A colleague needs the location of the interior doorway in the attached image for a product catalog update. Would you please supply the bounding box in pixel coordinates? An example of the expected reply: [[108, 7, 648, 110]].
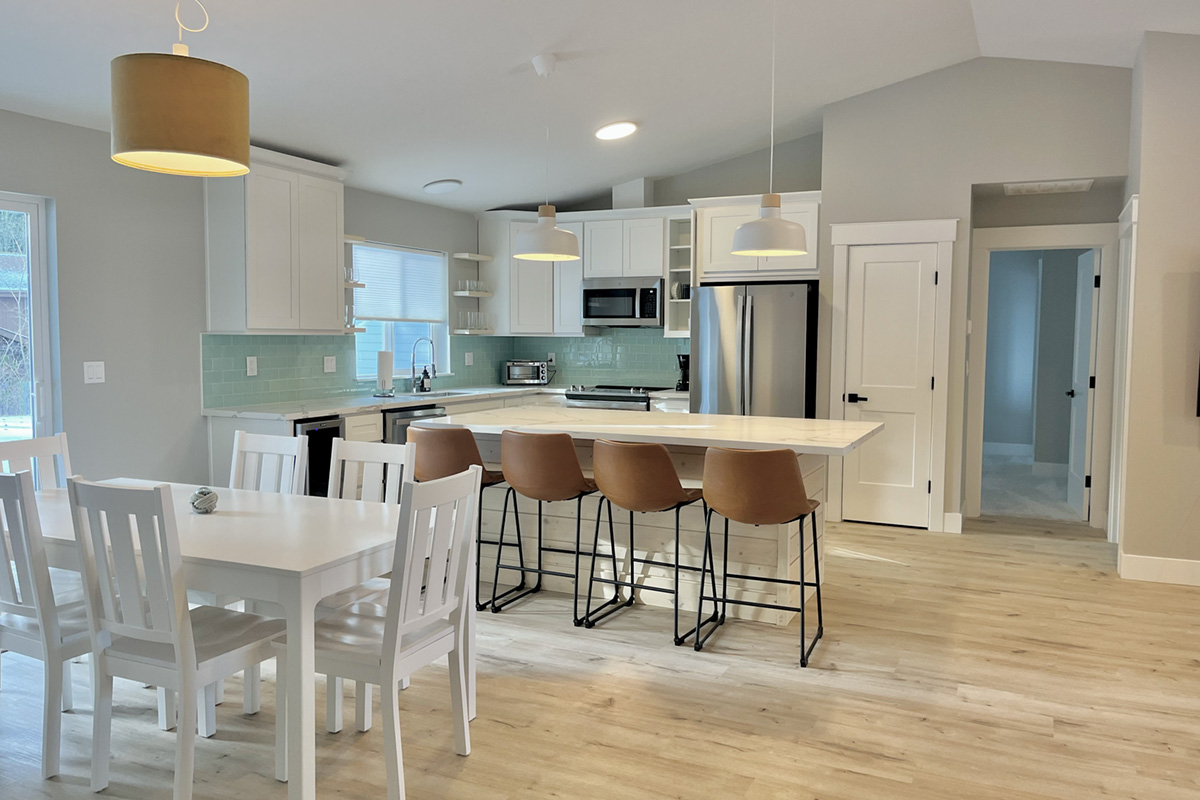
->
[[981, 248, 1095, 521]]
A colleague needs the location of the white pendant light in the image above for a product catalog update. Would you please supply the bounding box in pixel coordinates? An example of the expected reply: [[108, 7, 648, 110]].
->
[[111, 1, 249, 177], [513, 53, 580, 262], [731, 0, 807, 258]]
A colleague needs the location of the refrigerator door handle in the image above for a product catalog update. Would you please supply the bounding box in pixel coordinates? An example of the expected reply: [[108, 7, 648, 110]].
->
[[743, 295, 753, 415], [735, 294, 746, 415]]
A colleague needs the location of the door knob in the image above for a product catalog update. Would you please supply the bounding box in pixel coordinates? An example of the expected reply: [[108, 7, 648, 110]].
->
[[1065, 389, 1076, 398], [847, 393, 869, 403]]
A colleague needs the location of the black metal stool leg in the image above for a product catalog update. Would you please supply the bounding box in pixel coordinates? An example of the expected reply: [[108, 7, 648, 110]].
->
[[572, 494, 585, 626], [720, 516, 730, 624], [673, 505, 682, 645], [475, 491, 487, 611], [492, 488, 544, 613], [811, 511, 824, 639], [798, 514, 808, 667], [531, 500, 545, 592], [621, 510, 634, 608], [583, 498, 630, 628], [694, 506, 724, 651]]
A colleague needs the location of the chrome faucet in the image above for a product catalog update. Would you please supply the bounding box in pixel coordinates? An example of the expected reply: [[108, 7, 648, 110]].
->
[[411, 336, 437, 392]]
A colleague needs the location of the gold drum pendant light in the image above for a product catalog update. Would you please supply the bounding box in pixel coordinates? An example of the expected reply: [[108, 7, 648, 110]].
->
[[111, 1, 249, 177], [731, 0, 807, 257]]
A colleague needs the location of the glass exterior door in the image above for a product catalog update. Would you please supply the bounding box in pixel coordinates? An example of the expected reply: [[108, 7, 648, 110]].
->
[[0, 193, 51, 440]]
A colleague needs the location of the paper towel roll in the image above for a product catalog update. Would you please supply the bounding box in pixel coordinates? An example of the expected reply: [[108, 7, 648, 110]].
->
[[377, 350, 394, 391]]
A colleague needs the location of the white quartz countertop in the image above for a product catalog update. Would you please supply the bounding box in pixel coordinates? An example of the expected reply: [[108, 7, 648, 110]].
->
[[201, 386, 559, 421], [420, 406, 882, 456]]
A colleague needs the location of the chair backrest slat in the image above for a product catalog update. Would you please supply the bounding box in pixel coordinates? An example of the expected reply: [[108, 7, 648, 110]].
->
[[230, 431, 307, 495], [0, 434, 72, 491], [68, 479, 193, 661], [383, 466, 480, 657], [327, 439, 414, 505], [0, 473, 57, 641]]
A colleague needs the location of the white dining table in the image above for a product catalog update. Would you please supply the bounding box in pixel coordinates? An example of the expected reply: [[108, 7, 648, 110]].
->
[[34, 480, 477, 800]]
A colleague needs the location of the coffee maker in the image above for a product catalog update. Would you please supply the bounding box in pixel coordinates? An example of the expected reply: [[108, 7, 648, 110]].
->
[[676, 354, 689, 391]]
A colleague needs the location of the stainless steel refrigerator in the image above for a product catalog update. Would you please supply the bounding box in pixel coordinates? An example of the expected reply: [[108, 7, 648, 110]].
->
[[689, 283, 816, 417]]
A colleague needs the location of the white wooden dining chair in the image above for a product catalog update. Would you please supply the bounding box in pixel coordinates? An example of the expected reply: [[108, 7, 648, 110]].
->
[[230, 430, 308, 494], [0, 432, 72, 490], [174, 429, 306, 733], [320, 438, 414, 734], [275, 465, 482, 800], [0, 471, 92, 779], [68, 477, 287, 800]]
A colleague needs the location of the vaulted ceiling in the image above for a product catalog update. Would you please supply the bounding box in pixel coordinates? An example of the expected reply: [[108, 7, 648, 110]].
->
[[2, 1, 1198, 212]]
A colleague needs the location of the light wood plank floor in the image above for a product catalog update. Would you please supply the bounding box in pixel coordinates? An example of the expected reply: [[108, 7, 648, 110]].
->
[[3, 517, 1199, 799]]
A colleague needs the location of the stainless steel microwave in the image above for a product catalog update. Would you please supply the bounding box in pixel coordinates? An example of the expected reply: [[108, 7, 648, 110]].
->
[[581, 277, 664, 327], [503, 360, 549, 385]]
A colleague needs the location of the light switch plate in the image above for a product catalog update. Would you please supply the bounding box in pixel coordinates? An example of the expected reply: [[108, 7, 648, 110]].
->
[[464, 352, 474, 367], [324, 356, 336, 373], [84, 361, 105, 384], [246, 356, 258, 376]]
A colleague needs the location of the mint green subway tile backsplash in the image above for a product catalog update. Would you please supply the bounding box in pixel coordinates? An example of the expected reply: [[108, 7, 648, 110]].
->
[[201, 330, 687, 409]]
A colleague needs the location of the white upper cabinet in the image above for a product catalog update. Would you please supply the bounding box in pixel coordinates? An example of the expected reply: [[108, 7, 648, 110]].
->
[[583, 217, 666, 278], [624, 217, 667, 277], [554, 222, 586, 335], [694, 191, 820, 283], [508, 221, 556, 335], [583, 220, 623, 278], [206, 150, 347, 334]]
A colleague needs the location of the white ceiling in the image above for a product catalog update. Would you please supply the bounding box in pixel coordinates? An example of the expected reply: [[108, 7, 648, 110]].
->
[[1, 1, 1198, 212]]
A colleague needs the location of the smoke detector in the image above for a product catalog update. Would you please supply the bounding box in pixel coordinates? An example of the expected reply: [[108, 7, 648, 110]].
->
[[1003, 179, 1095, 196]]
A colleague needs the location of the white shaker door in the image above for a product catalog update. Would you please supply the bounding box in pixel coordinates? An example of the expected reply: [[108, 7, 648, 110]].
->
[[842, 243, 938, 528], [1067, 250, 1097, 518]]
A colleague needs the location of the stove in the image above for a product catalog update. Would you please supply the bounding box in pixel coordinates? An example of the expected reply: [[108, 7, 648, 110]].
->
[[563, 384, 670, 411]]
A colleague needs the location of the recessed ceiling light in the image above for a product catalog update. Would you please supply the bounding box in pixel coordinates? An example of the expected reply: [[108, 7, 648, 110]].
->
[[595, 121, 637, 141], [423, 179, 462, 194]]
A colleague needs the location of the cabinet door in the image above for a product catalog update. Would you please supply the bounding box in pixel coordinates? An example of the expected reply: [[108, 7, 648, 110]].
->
[[509, 222, 555, 335], [696, 205, 759, 280], [554, 222, 585, 335], [623, 217, 666, 277], [245, 165, 300, 329], [297, 175, 345, 332], [758, 202, 819, 275], [583, 219, 623, 278]]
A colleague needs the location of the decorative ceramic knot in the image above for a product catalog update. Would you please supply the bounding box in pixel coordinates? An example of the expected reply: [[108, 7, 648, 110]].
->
[[189, 487, 218, 514]]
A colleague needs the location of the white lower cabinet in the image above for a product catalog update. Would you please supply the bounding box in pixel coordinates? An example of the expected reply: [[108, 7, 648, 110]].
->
[[343, 412, 383, 442]]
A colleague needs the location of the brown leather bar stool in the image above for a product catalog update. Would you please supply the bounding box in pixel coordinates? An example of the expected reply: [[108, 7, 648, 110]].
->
[[587, 439, 705, 643], [496, 430, 598, 621], [408, 425, 507, 611], [697, 447, 824, 667]]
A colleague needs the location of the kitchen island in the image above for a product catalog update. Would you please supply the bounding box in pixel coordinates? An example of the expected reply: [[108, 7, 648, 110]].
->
[[420, 407, 881, 625]]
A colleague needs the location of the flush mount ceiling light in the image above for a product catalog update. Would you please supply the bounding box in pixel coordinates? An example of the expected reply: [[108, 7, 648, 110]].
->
[[423, 179, 463, 195], [1003, 179, 1095, 196], [595, 121, 638, 140], [513, 53, 580, 262], [110, 0, 249, 177], [731, 0, 807, 258]]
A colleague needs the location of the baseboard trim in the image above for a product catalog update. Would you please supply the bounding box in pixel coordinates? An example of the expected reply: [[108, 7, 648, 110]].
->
[[1031, 461, 1068, 477], [983, 442, 1034, 458], [943, 513, 963, 534], [1119, 552, 1200, 586]]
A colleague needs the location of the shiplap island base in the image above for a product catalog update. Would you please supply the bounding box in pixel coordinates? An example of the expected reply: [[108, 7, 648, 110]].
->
[[420, 407, 881, 626]]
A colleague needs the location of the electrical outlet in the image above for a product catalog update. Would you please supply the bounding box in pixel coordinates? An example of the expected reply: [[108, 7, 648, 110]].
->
[[324, 356, 336, 373], [83, 361, 105, 384], [246, 356, 258, 377], [464, 352, 474, 366], [547, 352, 556, 365]]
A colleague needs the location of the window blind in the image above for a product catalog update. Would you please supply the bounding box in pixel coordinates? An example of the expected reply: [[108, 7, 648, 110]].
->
[[352, 243, 447, 323]]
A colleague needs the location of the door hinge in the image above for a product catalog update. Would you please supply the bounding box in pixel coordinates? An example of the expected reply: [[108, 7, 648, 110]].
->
[[934, 271, 939, 285], [1089, 376, 1096, 389], [1085, 475, 1092, 488], [927, 480, 932, 494], [1094, 274, 1101, 288], [931, 376, 935, 390]]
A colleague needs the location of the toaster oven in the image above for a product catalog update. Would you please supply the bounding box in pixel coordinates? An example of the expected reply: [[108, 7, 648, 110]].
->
[[503, 360, 549, 385]]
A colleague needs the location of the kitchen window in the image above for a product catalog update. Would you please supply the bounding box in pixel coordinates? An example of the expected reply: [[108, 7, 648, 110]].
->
[[0, 191, 52, 442], [352, 242, 449, 380]]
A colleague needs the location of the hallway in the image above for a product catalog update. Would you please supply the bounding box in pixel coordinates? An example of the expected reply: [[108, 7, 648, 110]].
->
[[981, 454, 1080, 521]]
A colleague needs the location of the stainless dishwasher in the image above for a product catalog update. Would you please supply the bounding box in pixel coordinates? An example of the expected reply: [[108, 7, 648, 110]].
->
[[383, 405, 447, 444]]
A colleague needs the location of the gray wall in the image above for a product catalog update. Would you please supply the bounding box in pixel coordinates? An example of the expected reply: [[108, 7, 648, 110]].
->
[[820, 57, 1132, 514], [652, 131, 822, 207], [0, 108, 209, 483], [1122, 32, 1200, 561], [983, 251, 1039, 449], [1034, 249, 1085, 464], [973, 182, 1127, 229]]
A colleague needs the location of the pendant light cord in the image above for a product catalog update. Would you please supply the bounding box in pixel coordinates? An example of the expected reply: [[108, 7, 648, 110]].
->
[[544, 72, 551, 207], [769, 0, 777, 195], [176, 0, 209, 42]]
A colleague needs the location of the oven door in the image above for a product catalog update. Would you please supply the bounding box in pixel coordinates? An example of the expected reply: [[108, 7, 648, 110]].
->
[[564, 398, 650, 411]]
